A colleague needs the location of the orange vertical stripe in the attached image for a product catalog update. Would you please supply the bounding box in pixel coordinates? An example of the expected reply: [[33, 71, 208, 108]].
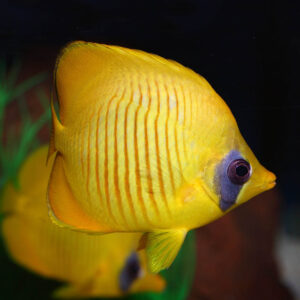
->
[[114, 90, 128, 225], [179, 83, 188, 160], [86, 121, 91, 202], [95, 105, 102, 204], [145, 81, 160, 218], [180, 83, 186, 126], [154, 80, 170, 214], [134, 84, 150, 224], [104, 94, 118, 225], [164, 84, 176, 194], [173, 87, 183, 174], [124, 88, 138, 225]]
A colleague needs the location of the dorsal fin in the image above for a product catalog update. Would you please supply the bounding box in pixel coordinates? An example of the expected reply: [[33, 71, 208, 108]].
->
[[54, 41, 205, 125]]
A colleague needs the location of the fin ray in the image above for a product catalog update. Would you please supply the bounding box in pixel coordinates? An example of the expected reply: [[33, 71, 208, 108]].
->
[[145, 229, 187, 273]]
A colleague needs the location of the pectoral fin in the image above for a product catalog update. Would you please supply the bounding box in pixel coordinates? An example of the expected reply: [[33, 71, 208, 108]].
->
[[48, 153, 112, 233], [144, 229, 187, 273]]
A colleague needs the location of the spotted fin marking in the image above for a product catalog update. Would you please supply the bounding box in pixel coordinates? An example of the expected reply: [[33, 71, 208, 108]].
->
[[144, 229, 187, 273], [47, 153, 112, 233]]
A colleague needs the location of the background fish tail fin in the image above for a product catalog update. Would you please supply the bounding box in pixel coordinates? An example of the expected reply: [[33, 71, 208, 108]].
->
[[145, 229, 187, 273]]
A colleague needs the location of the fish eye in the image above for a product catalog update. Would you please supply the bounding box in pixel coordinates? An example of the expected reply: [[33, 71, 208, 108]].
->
[[227, 159, 251, 185]]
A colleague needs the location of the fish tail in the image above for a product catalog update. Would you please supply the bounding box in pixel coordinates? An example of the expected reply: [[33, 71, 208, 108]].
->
[[47, 99, 63, 163]]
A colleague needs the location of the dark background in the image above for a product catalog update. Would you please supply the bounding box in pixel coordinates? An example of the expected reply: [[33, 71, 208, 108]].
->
[[0, 0, 299, 299], [1, 0, 299, 185]]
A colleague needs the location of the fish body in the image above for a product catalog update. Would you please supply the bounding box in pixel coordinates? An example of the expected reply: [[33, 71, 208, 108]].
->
[[1, 146, 165, 298], [48, 41, 276, 272]]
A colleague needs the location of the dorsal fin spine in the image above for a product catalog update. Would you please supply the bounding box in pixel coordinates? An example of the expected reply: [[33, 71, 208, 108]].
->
[[47, 99, 63, 162]]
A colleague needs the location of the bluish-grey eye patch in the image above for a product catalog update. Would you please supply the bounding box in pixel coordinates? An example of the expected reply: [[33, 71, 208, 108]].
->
[[119, 252, 141, 292], [215, 150, 246, 211]]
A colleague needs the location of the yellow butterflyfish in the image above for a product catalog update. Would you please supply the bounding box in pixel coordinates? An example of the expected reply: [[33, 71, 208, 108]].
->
[[47, 41, 276, 273], [1, 146, 165, 298]]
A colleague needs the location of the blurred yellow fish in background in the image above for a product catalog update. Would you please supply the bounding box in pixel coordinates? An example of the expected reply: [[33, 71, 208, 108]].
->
[[1, 146, 165, 298], [48, 41, 276, 273]]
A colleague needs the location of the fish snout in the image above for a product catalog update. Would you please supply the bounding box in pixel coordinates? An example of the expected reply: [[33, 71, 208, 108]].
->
[[264, 170, 276, 190], [238, 163, 277, 204], [254, 164, 276, 193]]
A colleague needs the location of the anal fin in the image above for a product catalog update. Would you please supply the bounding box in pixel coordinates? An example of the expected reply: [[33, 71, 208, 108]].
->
[[144, 229, 187, 273], [47, 153, 111, 233]]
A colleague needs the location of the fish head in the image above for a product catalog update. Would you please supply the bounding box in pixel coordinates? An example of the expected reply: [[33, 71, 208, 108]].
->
[[196, 115, 276, 215], [229, 134, 276, 207]]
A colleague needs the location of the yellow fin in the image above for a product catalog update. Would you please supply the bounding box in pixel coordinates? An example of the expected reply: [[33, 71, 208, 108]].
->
[[145, 229, 187, 273], [47, 153, 112, 233], [54, 41, 204, 124]]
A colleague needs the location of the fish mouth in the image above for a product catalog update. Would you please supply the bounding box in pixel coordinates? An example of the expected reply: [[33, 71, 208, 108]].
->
[[266, 180, 276, 190], [260, 169, 276, 191]]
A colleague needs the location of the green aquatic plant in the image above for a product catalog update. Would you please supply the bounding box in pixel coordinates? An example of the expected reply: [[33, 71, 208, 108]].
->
[[0, 58, 50, 190]]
